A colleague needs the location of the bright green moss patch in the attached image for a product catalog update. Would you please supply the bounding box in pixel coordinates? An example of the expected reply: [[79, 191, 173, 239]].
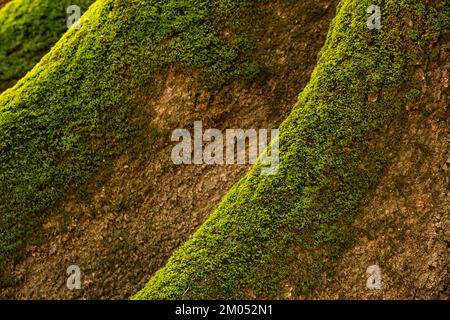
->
[[0, 0, 95, 92], [133, 0, 449, 299], [0, 0, 267, 279]]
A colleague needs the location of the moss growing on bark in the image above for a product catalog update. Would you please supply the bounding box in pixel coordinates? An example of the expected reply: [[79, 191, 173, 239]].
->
[[0, 0, 94, 92], [0, 0, 266, 276], [133, 0, 449, 299]]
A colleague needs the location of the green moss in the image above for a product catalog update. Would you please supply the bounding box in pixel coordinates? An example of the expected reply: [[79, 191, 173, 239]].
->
[[0, 0, 95, 92], [133, 0, 448, 299], [0, 0, 266, 276], [405, 88, 421, 101]]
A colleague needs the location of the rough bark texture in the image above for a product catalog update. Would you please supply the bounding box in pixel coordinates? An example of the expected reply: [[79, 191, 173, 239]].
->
[[0, 0, 338, 299], [134, 0, 449, 300], [0, 0, 447, 300], [309, 41, 449, 300]]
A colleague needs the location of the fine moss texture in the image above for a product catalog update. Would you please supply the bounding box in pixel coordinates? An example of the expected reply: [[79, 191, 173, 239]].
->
[[0, 0, 266, 278], [134, 0, 449, 299], [0, 0, 95, 92]]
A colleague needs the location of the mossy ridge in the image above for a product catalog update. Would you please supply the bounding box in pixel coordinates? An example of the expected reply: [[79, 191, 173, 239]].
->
[[133, 0, 448, 300], [0, 0, 267, 279], [0, 0, 95, 92]]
